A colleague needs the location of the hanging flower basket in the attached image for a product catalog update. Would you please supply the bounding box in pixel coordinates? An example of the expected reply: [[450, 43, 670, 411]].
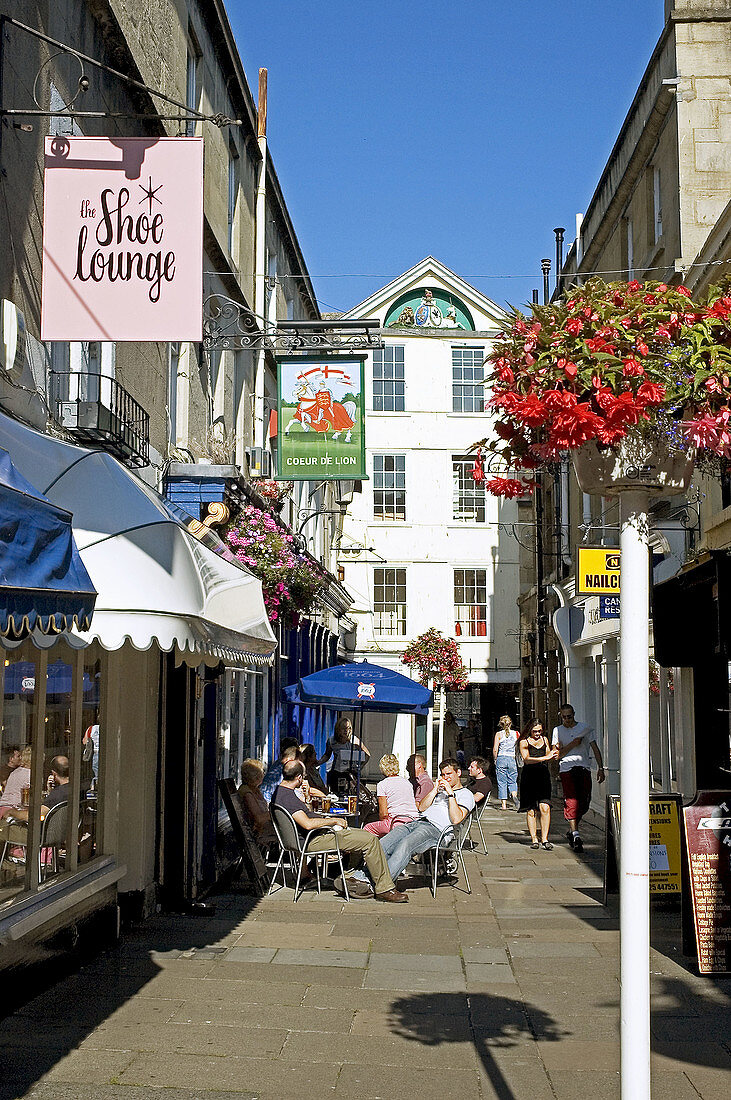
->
[[402, 627, 468, 691], [480, 278, 731, 496], [572, 430, 695, 497]]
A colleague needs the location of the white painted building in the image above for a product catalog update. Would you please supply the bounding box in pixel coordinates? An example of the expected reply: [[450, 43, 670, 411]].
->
[[339, 258, 522, 770]]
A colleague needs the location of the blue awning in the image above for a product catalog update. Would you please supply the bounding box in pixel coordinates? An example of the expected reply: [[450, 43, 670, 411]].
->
[[0, 448, 97, 639]]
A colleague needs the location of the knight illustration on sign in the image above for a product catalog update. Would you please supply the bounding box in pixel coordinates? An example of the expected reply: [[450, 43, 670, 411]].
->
[[285, 377, 356, 441]]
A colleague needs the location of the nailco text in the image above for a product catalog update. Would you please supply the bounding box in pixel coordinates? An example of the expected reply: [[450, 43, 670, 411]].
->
[[74, 188, 176, 303]]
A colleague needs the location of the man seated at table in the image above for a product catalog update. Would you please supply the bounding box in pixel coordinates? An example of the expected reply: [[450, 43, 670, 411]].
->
[[467, 756, 492, 806], [272, 759, 407, 903], [0, 745, 22, 788], [378, 758, 474, 884], [260, 738, 299, 804], [4, 755, 70, 823], [406, 753, 435, 810]]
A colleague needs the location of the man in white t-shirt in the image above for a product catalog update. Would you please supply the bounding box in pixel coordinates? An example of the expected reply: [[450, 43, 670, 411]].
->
[[379, 758, 475, 881], [551, 704, 605, 852]]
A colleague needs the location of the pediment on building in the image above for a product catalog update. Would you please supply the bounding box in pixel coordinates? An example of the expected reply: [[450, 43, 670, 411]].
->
[[342, 256, 507, 332]]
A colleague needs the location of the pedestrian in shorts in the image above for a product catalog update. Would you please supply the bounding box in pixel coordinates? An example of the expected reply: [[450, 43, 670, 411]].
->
[[551, 704, 606, 852]]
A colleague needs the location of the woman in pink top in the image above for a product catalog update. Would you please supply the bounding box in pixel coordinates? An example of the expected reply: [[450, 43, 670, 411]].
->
[[364, 754, 419, 837]]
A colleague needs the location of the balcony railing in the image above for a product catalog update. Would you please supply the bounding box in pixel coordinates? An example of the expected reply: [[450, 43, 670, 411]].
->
[[50, 372, 150, 468]]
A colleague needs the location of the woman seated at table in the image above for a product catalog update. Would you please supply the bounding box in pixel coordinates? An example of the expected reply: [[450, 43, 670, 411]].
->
[[297, 744, 328, 795], [238, 759, 277, 847], [0, 745, 32, 820], [363, 754, 419, 837]]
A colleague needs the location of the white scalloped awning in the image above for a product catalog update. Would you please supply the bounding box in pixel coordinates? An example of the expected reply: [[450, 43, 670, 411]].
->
[[0, 414, 276, 667]]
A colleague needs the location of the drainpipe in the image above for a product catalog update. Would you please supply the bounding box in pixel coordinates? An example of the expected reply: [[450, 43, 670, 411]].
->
[[253, 69, 267, 454], [554, 227, 565, 298], [560, 456, 572, 572]]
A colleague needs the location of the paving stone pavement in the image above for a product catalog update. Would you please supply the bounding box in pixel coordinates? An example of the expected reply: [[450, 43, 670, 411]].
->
[[1, 805, 729, 1099]]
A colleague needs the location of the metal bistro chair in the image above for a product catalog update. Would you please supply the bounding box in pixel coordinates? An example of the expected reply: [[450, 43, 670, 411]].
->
[[423, 808, 474, 898], [268, 803, 350, 902], [469, 796, 489, 855]]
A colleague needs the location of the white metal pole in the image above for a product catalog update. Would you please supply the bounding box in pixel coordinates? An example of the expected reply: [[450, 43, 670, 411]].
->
[[437, 685, 445, 765], [618, 488, 651, 1100], [426, 678, 434, 777]]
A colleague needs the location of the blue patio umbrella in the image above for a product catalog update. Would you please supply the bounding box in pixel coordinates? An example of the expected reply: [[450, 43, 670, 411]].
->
[[3, 658, 94, 695], [284, 662, 433, 817], [283, 660, 433, 715]]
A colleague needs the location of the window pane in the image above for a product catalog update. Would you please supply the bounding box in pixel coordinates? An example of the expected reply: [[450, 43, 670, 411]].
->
[[373, 346, 405, 411], [454, 569, 488, 637], [373, 568, 407, 635], [452, 456, 486, 522], [452, 347, 485, 413], [374, 455, 406, 520]]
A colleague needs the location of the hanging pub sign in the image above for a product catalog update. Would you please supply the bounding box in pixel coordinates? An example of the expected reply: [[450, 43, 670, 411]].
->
[[41, 136, 203, 342], [276, 355, 367, 481]]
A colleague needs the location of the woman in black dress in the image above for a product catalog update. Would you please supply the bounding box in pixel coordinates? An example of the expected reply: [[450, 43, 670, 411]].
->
[[518, 719, 559, 850]]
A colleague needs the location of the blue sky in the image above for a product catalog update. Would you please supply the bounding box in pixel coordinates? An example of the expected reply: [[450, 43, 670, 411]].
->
[[230, 2, 665, 315]]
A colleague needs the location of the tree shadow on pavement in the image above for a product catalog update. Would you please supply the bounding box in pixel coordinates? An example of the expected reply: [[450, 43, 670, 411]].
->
[[388, 991, 565, 1100]]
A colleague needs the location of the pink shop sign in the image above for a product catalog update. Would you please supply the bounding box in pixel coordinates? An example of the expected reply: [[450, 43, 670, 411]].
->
[[41, 136, 203, 342]]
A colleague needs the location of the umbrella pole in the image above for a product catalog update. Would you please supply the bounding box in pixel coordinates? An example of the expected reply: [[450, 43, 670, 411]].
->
[[354, 709, 362, 824]]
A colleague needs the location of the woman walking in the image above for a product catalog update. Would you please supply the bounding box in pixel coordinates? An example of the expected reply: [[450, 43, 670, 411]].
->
[[493, 715, 519, 810], [518, 719, 558, 850]]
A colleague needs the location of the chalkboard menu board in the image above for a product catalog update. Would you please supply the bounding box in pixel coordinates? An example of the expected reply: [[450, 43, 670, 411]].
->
[[683, 791, 731, 975]]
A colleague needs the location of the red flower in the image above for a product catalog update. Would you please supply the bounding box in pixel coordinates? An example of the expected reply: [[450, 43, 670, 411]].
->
[[484, 477, 531, 499], [635, 339, 649, 357], [557, 358, 578, 378], [514, 393, 549, 426], [549, 403, 604, 449], [676, 285, 692, 297], [622, 358, 644, 377], [565, 317, 584, 335], [628, 280, 641, 292], [497, 364, 514, 383], [636, 381, 666, 405], [543, 388, 577, 410]]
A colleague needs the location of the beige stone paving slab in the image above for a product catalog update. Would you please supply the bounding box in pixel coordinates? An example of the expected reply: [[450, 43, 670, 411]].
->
[[232, 926, 368, 949], [350, 1007, 472, 1040], [366, 951, 462, 973], [272, 947, 369, 969], [363, 969, 466, 993], [77, 1022, 287, 1058], [118, 1052, 340, 1098], [464, 962, 517, 985], [199, 961, 364, 987], [537, 1038, 620, 1072], [138, 974, 308, 1004], [650, 1042, 731, 1072], [541, 1069, 621, 1100], [281, 1029, 478, 1068], [334, 1062, 482, 1100], [508, 940, 601, 958], [38, 1049, 137, 1086], [248, 910, 338, 925], [168, 1002, 352, 1032], [681, 1064, 731, 1100], [302, 985, 470, 1014]]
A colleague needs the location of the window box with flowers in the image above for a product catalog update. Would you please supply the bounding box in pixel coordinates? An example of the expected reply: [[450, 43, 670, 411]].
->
[[224, 504, 325, 628], [481, 278, 731, 498]]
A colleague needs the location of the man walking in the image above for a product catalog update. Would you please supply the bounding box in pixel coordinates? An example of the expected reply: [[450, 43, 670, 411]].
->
[[551, 704, 605, 852]]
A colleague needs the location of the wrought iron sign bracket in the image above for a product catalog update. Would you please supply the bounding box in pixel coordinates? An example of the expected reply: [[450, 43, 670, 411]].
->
[[203, 294, 384, 352]]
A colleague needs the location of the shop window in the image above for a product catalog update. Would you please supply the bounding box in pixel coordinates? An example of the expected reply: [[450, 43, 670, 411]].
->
[[0, 644, 103, 909]]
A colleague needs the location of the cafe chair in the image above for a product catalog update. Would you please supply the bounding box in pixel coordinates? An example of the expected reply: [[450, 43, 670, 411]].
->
[[268, 804, 350, 903], [422, 809, 474, 898], [38, 801, 69, 881], [469, 797, 489, 855]]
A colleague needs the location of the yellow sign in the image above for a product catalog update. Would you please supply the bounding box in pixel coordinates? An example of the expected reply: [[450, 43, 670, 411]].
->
[[576, 547, 621, 595], [614, 796, 682, 895]]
